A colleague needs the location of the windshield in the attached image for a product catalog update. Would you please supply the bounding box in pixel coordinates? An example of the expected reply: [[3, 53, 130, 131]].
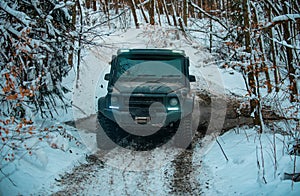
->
[[112, 56, 184, 84]]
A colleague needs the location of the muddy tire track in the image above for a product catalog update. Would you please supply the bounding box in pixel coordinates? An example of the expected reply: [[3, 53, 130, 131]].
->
[[170, 149, 201, 195], [52, 155, 105, 195]]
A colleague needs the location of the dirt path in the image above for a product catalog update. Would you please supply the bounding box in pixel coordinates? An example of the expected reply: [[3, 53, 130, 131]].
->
[[170, 149, 201, 194], [52, 114, 207, 195], [52, 154, 105, 195], [52, 148, 204, 195]]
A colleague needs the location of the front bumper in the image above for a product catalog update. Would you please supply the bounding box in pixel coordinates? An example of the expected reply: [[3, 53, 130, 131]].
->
[[100, 97, 194, 127], [102, 108, 182, 127]]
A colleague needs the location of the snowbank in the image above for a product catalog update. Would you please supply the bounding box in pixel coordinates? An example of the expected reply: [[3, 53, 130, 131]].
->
[[196, 129, 300, 195]]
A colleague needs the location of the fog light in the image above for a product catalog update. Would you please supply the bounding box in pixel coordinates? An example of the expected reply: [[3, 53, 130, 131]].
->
[[167, 107, 179, 111], [109, 106, 119, 109]]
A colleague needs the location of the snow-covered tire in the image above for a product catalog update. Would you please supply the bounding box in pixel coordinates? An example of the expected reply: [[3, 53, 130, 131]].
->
[[174, 114, 193, 149]]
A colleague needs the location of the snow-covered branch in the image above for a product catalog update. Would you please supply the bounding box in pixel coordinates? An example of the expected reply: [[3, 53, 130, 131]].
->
[[273, 14, 300, 23], [0, 1, 31, 26], [261, 14, 300, 30], [269, 38, 300, 50]]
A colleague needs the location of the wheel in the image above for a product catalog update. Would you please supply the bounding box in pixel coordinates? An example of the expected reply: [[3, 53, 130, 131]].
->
[[173, 114, 193, 149], [97, 111, 178, 151], [96, 112, 119, 150]]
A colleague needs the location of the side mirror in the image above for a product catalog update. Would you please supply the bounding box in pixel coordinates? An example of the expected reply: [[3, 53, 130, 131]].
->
[[189, 75, 196, 82], [110, 55, 116, 65], [104, 73, 110, 81]]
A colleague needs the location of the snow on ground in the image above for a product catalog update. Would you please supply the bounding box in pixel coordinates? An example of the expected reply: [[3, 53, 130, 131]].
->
[[1, 25, 299, 195], [194, 129, 300, 195], [0, 123, 88, 195], [72, 150, 179, 195]]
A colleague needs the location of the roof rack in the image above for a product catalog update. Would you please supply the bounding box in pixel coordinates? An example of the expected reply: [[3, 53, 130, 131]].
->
[[117, 48, 185, 56]]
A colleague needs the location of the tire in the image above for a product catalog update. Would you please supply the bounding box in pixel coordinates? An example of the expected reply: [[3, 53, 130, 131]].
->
[[174, 114, 193, 149], [97, 112, 178, 151], [96, 112, 118, 150]]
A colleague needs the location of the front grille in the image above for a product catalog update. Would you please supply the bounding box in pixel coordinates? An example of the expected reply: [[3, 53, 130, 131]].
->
[[128, 96, 164, 106], [127, 96, 165, 117]]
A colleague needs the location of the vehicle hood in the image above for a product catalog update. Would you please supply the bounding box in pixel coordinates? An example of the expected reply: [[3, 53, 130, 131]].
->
[[113, 82, 185, 94]]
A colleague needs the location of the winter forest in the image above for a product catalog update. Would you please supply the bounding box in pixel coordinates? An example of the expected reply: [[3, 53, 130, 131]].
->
[[0, 0, 300, 195]]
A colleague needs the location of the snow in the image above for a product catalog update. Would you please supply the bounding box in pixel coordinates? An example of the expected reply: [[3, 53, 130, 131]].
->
[[196, 129, 300, 195], [81, 161, 174, 195], [1, 23, 299, 195], [271, 38, 300, 50], [0, 124, 88, 195], [0, 1, 31, 26], [273, 14, 300, 23]]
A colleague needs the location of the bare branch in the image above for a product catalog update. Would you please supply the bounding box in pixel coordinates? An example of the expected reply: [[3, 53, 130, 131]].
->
[[189, 0, 228, 30]]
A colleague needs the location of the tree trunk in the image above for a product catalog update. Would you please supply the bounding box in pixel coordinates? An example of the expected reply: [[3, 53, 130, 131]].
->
[[76, 0, 83, 88], [243, 0, 255, 96], [243, 0, 251, 52], [138, 0, 149, 23], [268, 5, 280, 92], [254, 62, 264, 133], [242, 0, 261, 128], [92, 0, 97, 11], [171, 1, 178, 26], [85, 0, 91, 9], [149, 0, 155, 25], [104, 0, 110, 27], [183, 0, 188, 26], [281, 1, 298, 102], [68, 2, 77, 66], [129, 0, 139, 28], [162, 0, 171, 26], [209, 2, 213, 53], [252, 2, 272, 93], [156, 0, 162, 26]]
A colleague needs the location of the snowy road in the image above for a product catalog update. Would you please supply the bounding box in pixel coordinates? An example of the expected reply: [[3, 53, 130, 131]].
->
[[55, 115, 206, 195], [53, 147, 204, 195]]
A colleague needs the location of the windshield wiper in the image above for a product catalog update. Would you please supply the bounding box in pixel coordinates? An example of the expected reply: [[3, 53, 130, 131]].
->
[[137, 74, 156, 77], [128, 74, 156, 82], [162, 74, 181, 78]]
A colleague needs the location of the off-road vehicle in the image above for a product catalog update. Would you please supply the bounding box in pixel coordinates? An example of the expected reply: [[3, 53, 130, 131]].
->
[[97, 49, 196, 150]]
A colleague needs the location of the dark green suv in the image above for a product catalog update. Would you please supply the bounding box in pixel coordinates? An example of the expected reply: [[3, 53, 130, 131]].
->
[[97, 49, 196, 150]]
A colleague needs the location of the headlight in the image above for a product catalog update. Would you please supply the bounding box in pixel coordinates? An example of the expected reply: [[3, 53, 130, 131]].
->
[[169, 98, 179, 106]]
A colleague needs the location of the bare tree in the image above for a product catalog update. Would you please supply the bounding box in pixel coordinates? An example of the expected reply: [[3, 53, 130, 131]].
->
[[149, 0, 155, 25], [251, 2, 272, 93], [170, 0, 178, 26], [128, 0, 139, 28], [281, 0, 298, 102], [162, 0, 172, 25], [138, 0, 149, 23], [183, 0, 188, 26]]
